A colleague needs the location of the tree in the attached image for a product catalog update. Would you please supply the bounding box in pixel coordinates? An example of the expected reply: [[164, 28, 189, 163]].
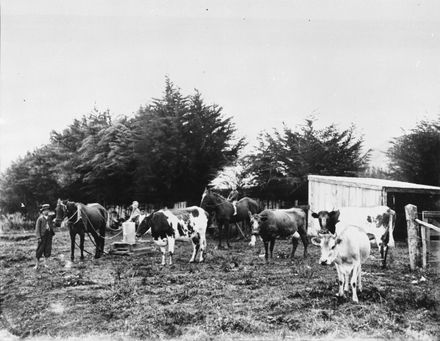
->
[[0, 146, 62, 214], [243, 119, 369, 201], [387, 117, 440, 186], [0, 79, 244, 211], [133, 79, 244, 205]]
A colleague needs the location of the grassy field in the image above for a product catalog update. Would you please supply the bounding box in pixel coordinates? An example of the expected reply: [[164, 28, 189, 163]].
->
[[1, 228, 439, 340]]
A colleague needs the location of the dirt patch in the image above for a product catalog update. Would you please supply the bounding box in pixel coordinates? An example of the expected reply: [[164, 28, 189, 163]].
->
[[1, 231, 439, 340]]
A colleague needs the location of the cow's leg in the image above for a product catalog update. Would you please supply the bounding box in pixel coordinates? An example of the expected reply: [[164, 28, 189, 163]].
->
[[269, 238, 276, 259], [343, 270, 350, 293], [70, 233, 75, 261], [291, 231, 300, 258], [264, 240, 269, 262], [351, 263, 360, 302], [159, 246, 167, 265], [357, 264, 363, 292], [199, 233, 206, 262], [299, 227, 309, 257], [79, 233, 85, 260], [335, 264, 344, 297], [381, 244, 389, 269], [168, 236, 175, 265], [190, 233, 199, 263]]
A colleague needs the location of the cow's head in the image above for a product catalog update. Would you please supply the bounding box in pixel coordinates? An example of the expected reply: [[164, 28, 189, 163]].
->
[[136, 213, 153, 237], [249, 212, 261, 235], [311, 210, 340, 234], [248, 212, 262, 247], [311, 232, 341, 265]]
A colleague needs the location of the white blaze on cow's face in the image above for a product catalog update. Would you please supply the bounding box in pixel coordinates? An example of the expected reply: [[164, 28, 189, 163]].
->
[[250, 214, 260, 234], [319, 216, 328, 229]]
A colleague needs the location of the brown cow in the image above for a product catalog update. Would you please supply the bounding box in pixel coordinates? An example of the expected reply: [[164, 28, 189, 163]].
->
[[249, 208, 308, 261]]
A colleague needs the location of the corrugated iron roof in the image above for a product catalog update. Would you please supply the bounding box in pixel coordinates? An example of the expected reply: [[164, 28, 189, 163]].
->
[[308, 175, 440, 192]]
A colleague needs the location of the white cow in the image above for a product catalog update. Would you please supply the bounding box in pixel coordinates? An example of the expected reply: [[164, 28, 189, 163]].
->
[[311, 206, 395, 268], [312, 225, 371, 302]]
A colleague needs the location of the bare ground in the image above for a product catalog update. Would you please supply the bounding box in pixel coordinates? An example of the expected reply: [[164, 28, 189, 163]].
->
[[1, 229, 439, 340]]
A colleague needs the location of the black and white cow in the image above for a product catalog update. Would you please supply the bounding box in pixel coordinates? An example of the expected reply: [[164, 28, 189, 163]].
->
[[136, 206, 208, 265], [311, 206, 395, 268]]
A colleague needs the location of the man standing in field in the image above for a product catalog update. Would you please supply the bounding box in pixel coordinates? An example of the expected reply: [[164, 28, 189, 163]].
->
[[34, 204, 55, 270]]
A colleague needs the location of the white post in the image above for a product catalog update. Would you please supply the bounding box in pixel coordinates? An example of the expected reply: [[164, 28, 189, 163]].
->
[[405, 204, 419, 271]]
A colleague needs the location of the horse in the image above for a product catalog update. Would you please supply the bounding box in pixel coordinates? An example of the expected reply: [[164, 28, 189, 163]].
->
[[200, 188, 261, 249], [55, 200, 108, 261]]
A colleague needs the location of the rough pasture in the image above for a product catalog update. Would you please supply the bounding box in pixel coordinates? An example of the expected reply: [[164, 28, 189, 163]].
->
[[1, 228, 439, 340]]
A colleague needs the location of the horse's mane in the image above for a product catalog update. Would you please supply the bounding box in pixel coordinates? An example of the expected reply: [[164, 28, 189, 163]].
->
[[212, 192, 224, 199], [209, 191, 227, 201]]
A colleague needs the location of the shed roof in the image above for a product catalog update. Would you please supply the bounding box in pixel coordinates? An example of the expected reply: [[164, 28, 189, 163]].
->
[[308, 175, 440, 194]]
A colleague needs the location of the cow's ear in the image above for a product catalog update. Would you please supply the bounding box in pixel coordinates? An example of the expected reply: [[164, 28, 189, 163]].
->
[[311, 212, 319, 218], [330, 210, 340, 221]]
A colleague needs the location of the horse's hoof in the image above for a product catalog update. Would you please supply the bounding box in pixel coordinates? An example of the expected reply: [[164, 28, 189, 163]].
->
[[189, 260, 195, 263]]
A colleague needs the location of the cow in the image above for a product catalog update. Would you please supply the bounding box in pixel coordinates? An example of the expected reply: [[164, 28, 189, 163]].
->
[[249, 208, 308, 261], [311, 225, 371, 302], [135, 206, 208, 265], [311, 206, 395, 268]]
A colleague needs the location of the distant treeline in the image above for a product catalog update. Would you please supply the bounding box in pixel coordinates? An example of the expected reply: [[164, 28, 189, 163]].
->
[[1, 78, 439, 214]]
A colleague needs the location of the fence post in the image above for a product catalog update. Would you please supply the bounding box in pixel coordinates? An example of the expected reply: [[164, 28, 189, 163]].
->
[[420, 224, 427, 269], [405, 204, 419, 271]]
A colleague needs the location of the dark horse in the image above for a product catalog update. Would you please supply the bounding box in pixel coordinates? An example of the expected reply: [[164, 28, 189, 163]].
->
[[200, 188, 261, 249], [55, 200, 108, 261]]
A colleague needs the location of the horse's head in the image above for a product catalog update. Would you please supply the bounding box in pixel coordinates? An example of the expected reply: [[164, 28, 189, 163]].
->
[[56, 200, 79, 227], [200, 187, 211, 207], [54, 199, 67, 227], [200, 189, 226, 211]]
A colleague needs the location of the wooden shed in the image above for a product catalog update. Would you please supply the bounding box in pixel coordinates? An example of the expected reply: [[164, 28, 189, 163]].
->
[[307, 175, 440, 239]]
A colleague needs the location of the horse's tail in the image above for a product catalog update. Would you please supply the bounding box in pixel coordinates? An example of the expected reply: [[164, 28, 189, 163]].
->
[[99, 206, 109, 232], [103, 207, 110, 229]]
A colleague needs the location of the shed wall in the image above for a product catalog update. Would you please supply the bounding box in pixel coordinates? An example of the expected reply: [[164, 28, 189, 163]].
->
[[308, 179, 383, 235]]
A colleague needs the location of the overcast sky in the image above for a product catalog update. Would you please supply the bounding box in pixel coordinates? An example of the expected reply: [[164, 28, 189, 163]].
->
[[1, 0, 440, 171]]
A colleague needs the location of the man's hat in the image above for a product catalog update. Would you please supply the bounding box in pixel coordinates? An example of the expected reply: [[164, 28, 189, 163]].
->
[[40, 204, 50, 212]]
